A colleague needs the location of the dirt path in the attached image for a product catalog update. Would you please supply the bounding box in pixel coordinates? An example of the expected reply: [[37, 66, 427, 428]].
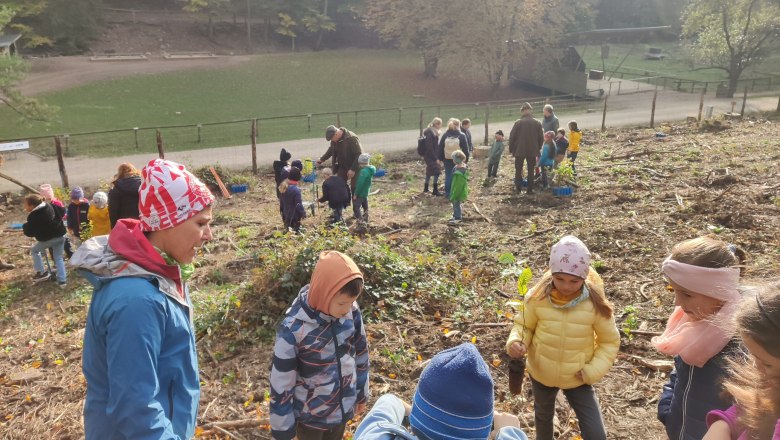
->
[[1, 90, 776, 193]]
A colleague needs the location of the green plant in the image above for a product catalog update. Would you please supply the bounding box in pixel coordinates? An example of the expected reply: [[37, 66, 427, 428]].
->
[[621, 305, 640, 340], [371, 153, 387, 170], [552, 160, 575, 187], [230, 173, 253, 187]]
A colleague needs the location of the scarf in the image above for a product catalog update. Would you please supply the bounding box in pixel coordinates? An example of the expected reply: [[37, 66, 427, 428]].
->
[[652, 258, 741, 368], [158, 248, 195, 282]]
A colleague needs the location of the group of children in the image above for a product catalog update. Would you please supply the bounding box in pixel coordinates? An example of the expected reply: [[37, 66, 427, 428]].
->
[[487, 120, 582, 189], [273, 148, 377, 232], [270, 234, 780, 440], [20, 168, 134, 287]]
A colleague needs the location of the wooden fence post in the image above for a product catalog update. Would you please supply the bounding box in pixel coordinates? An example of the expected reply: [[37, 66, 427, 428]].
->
[[398, 108, 402, 125], [740, 87, 748, 117], [601, 95, 609, 132], [156, 129, 165, 159], [483, 105, 490, 146], [776, 95, 780, 113], [354, 111, 358, 128], [650, 89, 658, 128], [336, 113, 341, 127], [307, 114, 311, 132], [134, 128, 139, 149], [697, 89, 705, 122], [197, 124, 202, 143], [419, 109, 424, 137], [54, 136, 69, 188], [251, 119, 258, 175]]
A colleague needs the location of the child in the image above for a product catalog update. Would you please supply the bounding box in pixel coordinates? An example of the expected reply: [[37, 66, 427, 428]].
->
[[353, 153, 376, 226], [270, 251, 369, 440], [318, 167, 351, 224], [554, 128, 569, 165], [538, 131, 556, 189], [654, 236, 745, 440], [568, 121, 582, 174], [279, 167, 306, 233], [88, 192, 111, 237], [67, 187, 90, 242], [506, 236, 620, 440], [449, 150, 468, 224], [704, 283, 780, 440], [487, 130, 506, 178], [273, 148, 293, 217], [22, 194, 67, 287], [40, 183, 73, 258]]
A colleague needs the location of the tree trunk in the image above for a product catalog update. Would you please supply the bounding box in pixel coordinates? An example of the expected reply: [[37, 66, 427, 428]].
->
[[727, 63, 743, 98], [314, 0, 328, 51], [423, 56, 439, 79]]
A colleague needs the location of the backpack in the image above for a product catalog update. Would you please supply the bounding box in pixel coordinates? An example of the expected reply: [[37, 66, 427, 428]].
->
[[417, 135, 426, 156], [444, 135, 461, 159]]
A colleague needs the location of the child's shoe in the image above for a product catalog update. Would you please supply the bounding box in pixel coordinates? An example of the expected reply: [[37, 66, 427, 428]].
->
[[33, 271, 51, 282], [57, 281, 67, 289]]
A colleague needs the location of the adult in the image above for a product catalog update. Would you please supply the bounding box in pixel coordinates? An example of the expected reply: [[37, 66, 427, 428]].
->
[[317, 125, 363, 190], [461, 118, 474, 156], [108, 162, 142, 228], [542, 104, 560, 134], [508, 103, 544, 194], [422, 117, 443, 195], [354, 343, 528, 440], [437, 118, 468, 197], [72, 159, 214, 440]]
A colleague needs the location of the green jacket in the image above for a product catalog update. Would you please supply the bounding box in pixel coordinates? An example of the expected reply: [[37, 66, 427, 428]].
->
[[320, 128, 363, 176], [353, 165, 376, 199], [450, 167, 469, 202], [488, 140, 506, 164]]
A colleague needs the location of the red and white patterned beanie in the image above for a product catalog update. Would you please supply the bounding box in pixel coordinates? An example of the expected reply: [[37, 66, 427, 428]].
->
[[138, 159, 215, 231], [549, 235, 591, 279]]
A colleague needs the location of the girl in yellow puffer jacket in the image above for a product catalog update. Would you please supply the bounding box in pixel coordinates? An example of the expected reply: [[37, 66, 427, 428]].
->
[[506, 236, 620, 440]]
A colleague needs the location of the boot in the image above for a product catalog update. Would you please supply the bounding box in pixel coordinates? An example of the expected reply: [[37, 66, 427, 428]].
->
[[432, 181, 442, 196], [423, 179, 430, 193], [508, 358, 527, 396]]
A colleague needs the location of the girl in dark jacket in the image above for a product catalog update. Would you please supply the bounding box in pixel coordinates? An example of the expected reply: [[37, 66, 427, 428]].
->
[[653, 236, 746, 440], [23, 194, 67, 286], [423, 117, 442, 195], [279, 167, 306, 232], [108, 163, 142, 228]]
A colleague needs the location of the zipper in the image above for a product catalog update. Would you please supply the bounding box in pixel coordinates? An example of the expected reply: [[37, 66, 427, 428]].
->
[[329, 323, 347, 422], [678, 366, 695, 440], [168, 381, 175, 423]]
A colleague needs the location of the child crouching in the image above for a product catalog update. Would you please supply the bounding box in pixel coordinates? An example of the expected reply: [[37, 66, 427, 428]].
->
[[506, 236, 619, 440], [270, 251, 369, 440], [318, 168, 351, 225]]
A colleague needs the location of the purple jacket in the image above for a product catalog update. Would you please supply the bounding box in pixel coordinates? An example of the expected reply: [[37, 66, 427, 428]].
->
[[707, 405, 780, 440]]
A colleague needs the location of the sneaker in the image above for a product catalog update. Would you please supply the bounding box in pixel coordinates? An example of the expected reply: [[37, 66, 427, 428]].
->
[[447, 218, 462, 225], [33, 271, 51, 282], [57, 282, 67, 289]]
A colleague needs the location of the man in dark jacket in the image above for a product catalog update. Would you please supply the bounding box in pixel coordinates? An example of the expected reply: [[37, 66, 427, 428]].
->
[[318, 168, 351, 224], [23, 194, 67, 285], [508, 103, 544, 194], [108, 170, 142, 228], [317, 125, 363, 191], [461, 118, 474, 157]]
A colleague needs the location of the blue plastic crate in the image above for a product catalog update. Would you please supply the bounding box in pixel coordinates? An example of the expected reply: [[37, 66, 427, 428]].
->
[[552, 186, 573, 196], [302, 173, 317, 183], [230, 184, 248, 193]]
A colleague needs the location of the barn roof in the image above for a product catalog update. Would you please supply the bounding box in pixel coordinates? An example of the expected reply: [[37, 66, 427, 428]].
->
[[0, 34, 21, 48]]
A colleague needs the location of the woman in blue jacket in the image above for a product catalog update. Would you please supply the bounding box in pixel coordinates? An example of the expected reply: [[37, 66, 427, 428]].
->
[[71, 159, 215, 440]]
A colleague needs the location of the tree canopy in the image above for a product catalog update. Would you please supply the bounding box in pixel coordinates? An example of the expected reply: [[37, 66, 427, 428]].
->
[[0, 5, 56, 122], [682, 0, 780, 97]]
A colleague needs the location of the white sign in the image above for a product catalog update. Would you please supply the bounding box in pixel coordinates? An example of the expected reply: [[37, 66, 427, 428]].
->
[[0, 141, 29, 152]]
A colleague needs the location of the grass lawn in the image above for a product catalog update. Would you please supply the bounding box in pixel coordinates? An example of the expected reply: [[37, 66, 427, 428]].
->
[[577, 42, 780, 82], [1, 49, 557, 157]]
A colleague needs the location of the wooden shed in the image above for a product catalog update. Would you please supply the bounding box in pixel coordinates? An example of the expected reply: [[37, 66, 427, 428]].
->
[[0, 34, 21, 57]]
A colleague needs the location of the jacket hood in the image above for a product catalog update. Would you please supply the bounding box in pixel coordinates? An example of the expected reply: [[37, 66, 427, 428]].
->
[[289, 285, 358, 325], [308, 251, 363, 314], [114, 175, 142, 194], [70, 219, 185, 300]]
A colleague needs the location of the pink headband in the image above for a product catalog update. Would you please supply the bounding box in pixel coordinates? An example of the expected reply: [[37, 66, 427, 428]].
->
[[661, 258, 740, 302]]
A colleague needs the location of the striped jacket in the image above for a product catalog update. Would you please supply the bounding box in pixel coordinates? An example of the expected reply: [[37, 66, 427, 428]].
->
[[270, 286, 369, 440]]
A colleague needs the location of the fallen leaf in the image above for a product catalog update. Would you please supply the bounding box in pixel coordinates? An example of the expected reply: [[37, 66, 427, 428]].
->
[[30, 361, 42, 369], [388, 373, 397, 379], [492, 359, 502, 367], [471, 336, 477, 343], [194, 426, 204, 437]]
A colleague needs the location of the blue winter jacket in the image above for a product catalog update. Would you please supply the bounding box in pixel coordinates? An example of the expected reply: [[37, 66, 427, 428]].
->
[[657, 341, 740, 440], [280, 182, 306, 225], [354, 394, 529, 440], [71, 220, 200, 440], [539, 141, 556, 168], [270, 286, 370, 440]]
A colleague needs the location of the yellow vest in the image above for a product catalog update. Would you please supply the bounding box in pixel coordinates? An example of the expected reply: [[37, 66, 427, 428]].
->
[[568, 130, 582, 153], [88, 206, 111, 236]]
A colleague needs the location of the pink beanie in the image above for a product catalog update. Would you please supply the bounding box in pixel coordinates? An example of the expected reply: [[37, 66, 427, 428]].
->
[[138, 159, 215, 231], [549, 235, 591, 279], [39, 184, 55, 201]]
